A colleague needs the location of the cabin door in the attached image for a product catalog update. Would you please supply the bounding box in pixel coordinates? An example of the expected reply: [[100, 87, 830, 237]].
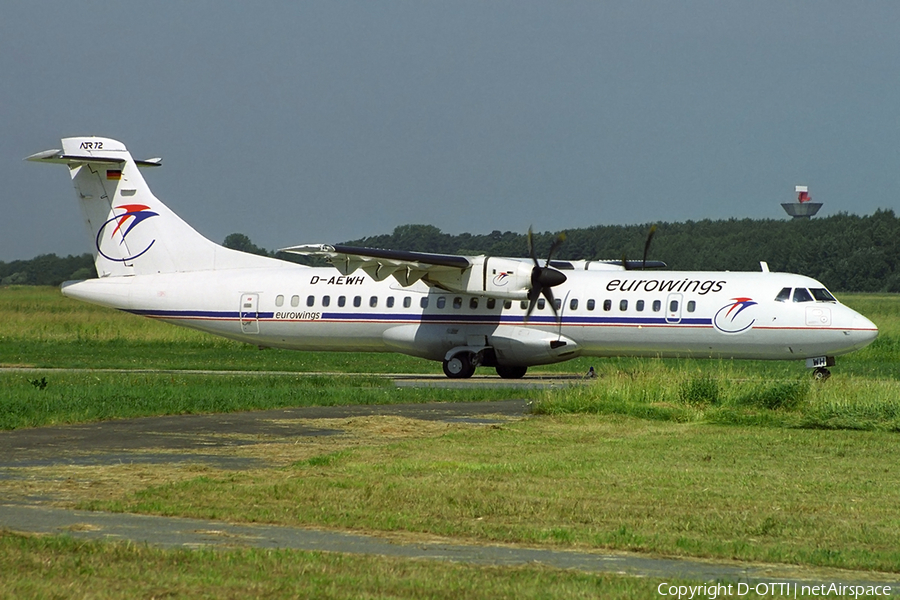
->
[[665, 293, 683, 324], [240, 293, 260, 334]]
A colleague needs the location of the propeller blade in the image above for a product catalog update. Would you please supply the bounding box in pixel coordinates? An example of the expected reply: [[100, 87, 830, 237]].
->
[[545, 232, 566, 267], [542, 286, 559, 320], [524, 285, 541, 323], [641, 225, 658, 271], [527, 227, 539, 268]]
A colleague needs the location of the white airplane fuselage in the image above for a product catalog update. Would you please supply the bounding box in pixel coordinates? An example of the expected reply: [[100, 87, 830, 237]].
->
[[61, 265, 878, 366]]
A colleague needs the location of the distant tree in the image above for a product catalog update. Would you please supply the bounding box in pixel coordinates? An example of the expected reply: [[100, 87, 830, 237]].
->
[[223, 233, 271, 257], [0, 253, 95, 286], [6, 213, 900, 292]]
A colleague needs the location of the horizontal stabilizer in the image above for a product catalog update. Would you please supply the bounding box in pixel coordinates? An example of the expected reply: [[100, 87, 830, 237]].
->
[[26, 145, 161, 168]]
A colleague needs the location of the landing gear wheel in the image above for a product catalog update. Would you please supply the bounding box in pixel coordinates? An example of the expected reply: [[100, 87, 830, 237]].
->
[[443, 353, 476, 379], [813, 367, 831, 381], [496, 365, 527, 379]]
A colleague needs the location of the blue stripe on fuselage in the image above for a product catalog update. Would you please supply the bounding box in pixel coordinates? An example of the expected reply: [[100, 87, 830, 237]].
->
[[126, 308, 711, 327]]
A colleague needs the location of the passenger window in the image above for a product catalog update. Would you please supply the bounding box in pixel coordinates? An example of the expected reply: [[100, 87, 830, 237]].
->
[[370, 296, 378, 308], [322, 296, 330, 307], [307, 295, 315, 307], [793, 288, 813, 303], [669, 300, 679, 313], [775, 287, 792, 302], [469, 298, 478, 309], [652, 300, 662, 312], [554, 299, 561, 311], [503, 300, 511, 309], [275, 295, 284, 307], [353, 296, 362, 308], [453, 297, 462, 309], [570, 299, 578, 311], [603, 300, 612, 311], [387, 296, 395, 308], [520, 300, 528, 310], [538, 298, 546, 310], [420, 297, 429, 309], [636, 300, 644, 312], [338, 296, 346, 307], [810, 288, 837, 302], [403, 297, 411, 308], [619, 299, 628, 311], [687, 301, 696, 312], [291, 295, 300, 307], [587, 299, 595, 311], [437, 297, 446, 309], [487, 298, 496, 309]]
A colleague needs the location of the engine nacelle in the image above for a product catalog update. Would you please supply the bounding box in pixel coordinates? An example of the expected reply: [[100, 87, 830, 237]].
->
[[426, 256, 533, 300]]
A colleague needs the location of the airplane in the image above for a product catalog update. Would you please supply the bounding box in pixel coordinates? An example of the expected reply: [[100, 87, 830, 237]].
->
[[27, 136, 878, 380]]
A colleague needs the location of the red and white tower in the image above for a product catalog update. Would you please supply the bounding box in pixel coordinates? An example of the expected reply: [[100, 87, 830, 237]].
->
[[781, 185, 823, 219]]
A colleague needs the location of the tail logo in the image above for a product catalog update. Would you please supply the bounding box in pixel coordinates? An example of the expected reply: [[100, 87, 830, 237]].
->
[[96, 204, 159, 262], [713, 297, 758, 334]]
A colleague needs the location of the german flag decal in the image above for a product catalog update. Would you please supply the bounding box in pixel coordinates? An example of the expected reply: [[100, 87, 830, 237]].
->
[[107, 169, 122, 180]]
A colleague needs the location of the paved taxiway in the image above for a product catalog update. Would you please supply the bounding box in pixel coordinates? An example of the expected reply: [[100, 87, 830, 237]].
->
[[0, 395, 896, 587], [0, 367, 590, 388]]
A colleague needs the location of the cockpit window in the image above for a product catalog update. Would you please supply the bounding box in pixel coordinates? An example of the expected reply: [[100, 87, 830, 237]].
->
[[810, 288, 837, 302], [775, 287, 792, 302], [792, 288, 813, 303]]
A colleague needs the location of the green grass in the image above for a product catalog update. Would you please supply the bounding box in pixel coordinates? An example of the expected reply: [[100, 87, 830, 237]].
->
[[533, 366, 900, 432], [0, 371, 539, 430], [0, 531, 682, 600], [85, 414, 900, 573], [4, 286, 900, 582]]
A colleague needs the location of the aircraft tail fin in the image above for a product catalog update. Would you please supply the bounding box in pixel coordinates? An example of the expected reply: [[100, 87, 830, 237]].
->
[[27, 137, 280, 277]]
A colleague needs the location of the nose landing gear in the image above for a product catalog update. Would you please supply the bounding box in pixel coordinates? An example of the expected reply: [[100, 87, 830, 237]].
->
[[813, 367, 831, 381], [807, 356, 835, 381]]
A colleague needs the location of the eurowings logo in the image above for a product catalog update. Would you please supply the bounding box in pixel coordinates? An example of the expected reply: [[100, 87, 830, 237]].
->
[[713, 297, 758, 334], [96, 204, 159, 262], [492, 271, 514, 286]]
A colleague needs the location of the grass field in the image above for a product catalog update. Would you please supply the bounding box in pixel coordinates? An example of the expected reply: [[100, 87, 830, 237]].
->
[[0, 371, 539, 430], [0, 532, 751, 600], [1, 286, 899, 597], [81, 415, 900, 573]]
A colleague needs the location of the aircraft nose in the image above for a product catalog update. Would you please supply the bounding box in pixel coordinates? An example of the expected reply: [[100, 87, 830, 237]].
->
[[850, 312, 879, 348]]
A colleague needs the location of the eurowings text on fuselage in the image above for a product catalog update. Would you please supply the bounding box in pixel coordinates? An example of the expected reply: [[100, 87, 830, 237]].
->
[[27, 137, 878, 379]]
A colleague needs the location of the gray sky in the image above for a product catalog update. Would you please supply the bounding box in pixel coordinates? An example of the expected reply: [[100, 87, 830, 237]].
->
[[3, 2, 899, 261]]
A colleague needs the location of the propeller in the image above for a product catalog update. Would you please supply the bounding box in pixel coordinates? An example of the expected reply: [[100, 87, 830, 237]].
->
[[640, 224, 658, 270], [621, 224, 658, 271], [524, 227, 568, 323]]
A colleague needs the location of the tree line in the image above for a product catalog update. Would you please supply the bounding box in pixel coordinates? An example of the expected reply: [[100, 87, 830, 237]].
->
[[3, 210, 899, 292]]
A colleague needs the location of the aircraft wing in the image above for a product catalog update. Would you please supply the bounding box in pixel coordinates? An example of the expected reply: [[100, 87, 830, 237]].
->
[[280, 244, 472, 286], [280, 244, 667, 297]]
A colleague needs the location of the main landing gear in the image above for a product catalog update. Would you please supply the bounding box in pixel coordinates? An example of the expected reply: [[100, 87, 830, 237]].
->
[[442, 353, 477, 379], [442, 350, 528, 379], [495, 365, 528, 379]]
